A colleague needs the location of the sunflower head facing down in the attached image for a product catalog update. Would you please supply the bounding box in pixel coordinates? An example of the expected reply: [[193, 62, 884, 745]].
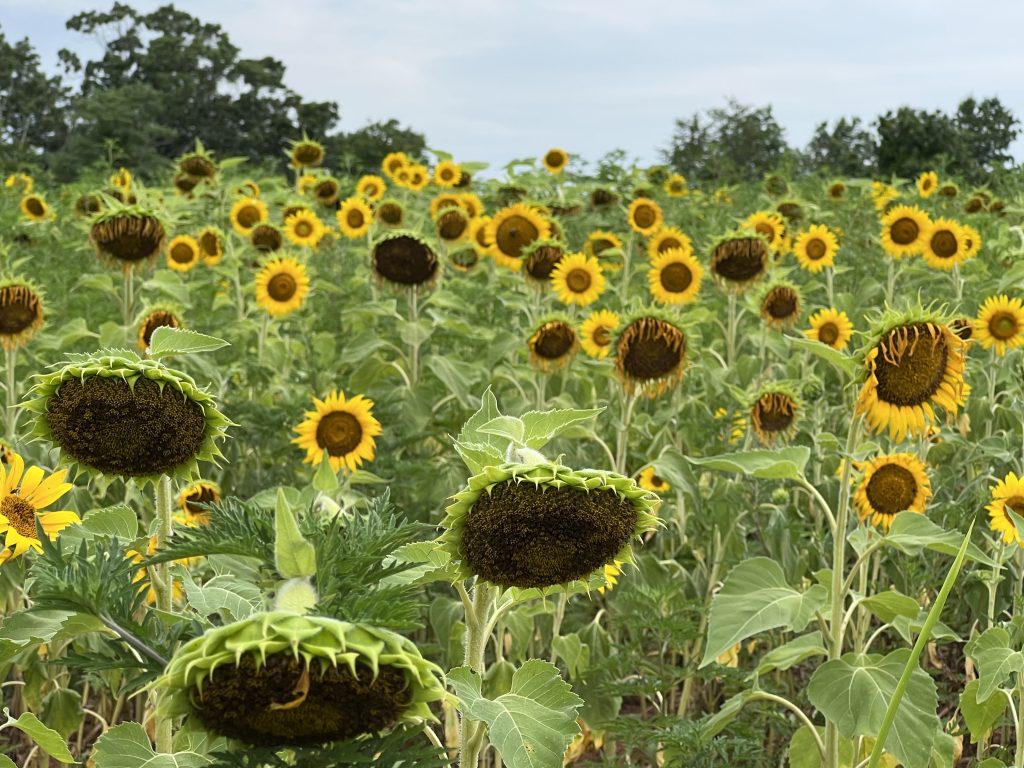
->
[[89, 204, 167, 269], [255, 257, 310, 318], [542, 148, 569, 174], [855, 310, 967, 441], [137, 305, 182, 351], [550, 252, 605, 307], [292, 389, 382, 474], [826, 181, 846, 201], [879, 205, 930, 260], [709, 232, 771, 293], [435, 206, 471, 245], [579, 309, 620, 359], [488, 203, 551, 271], [805, 308, 854, 350], [371, 231, 440, 291], [648, 247, 703, 305], [521, 239, 565, 285], [793, 224, 839, 273], [0, 452, 79, 565], [759, 282, 802, 330], [375, 198, 406, 228], [177, 480, 221, 526], [854, 453, 931, 530], [750, 385, 800, 447], [974, 295, 1024, 356], [0, 279, 44, 351], [627, 198, 663, 236], [614, 313, 687, 397], [987, 472, 1024, 547], [288, 137, 325, 169], [528, 316, 579, 372]]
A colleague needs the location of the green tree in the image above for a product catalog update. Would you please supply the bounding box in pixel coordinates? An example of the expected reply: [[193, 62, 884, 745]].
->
[[803, 117, 877, 177], [875, 106, 965, 179], [327, 119, 428, 177], [954, 96, 1019, 181], [0, 27, 68, 167]]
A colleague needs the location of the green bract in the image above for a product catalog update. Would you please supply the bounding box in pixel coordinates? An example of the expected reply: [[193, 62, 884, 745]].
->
[[440, 461, 660, 590], [154, 611, 446, 747], [23, 349, 231, 484]]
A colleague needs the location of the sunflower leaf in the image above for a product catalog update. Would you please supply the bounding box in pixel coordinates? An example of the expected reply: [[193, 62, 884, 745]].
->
[[879, 512, 995, 566], [960, 679, 1008, 744], [2, 708, 76, 763], [520, 408, 603, 450], [966, 627, 1024, 703], [686, 447, 810, 480], [91, 721, 211, 767], [81, 505, 138, 540], [147, 327, 229, 358], [789, 336, 859, 376]]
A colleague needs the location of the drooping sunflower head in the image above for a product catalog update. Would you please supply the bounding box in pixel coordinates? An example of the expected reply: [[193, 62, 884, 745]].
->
[[433, 159, 462, 187], [626, 198, 664, 236], [826, 181, 846, 201], [230, 196, 268, 236], [938, 182, 959, 198], [750, 385, 800, 447], [177, 480, 221, 526], [664, 173, 687, 197], [89, 203, 167, 269], [805, 307, 854, 350], [974, 295, 1024, 356], [964, 193, 988, 214], [488, 203, 551, 271], [775, 200, 804, 227], [854, 453, 931, 530], [855, 309, 967, 441], [251, 223, 284, 253], [743, 211, 786, 251], [177, 144, 217, 180], [292, 389, 382, 474], [0, 279, 44, 351], [372, 231, 440, 291], [793, 224, 839, 273], [440, 461, 659, 590], [136, 305, 182, 351], [375, 198, 405, 228], [448, 248, 481, 273], [917, 171, 938, 198], [648, 247, 703, 306], [521, 239, 566, 285], [614, 313, 687, 397], [312, 177, 340, 208], [542, 148, 569, 174], [356, 174, 387, 202], [589, 187, 618, 209], [74, 193, 104, 217], [20, 194, 51, 222], [583, 230, 624, 271], [172, 173, 200, 196], [879, 204, 930, 260], [288, 137, 325, 169], [197, 226, 225, 265], [24, 350, 231, 484], [709, 232, 771, 293], [165, 235, 201, 272], [255, 257, 311, 318], [579, 309, 620, 359], [987, 472, 1024, 547], [550, 252, 605, 307], [921, 218, 967, 270], [759, 282, 802, 330], [528, 316, 579, 372], [435, 206, 471, 245], [284, 210, 325, 248], [155, 612, 446, 746], [647, 227, 694, 261]]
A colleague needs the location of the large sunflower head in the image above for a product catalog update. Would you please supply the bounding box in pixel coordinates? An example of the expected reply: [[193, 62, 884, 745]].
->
[[155, 612, 445, 746], [177, 480, 221, 526], [542, 148, 569, 174], [917, 171, 938, 198], [709, 232, 771, 293], [284, 210, 325, 248], [230, 196, 268, 236], [89, 203, 167, 269], [292, 389, 382, 474], [647, 227, 694, 261], [435, 206, 471, 245], [356, 174, 387, 202], [759, 282, 802, 330], [20, 194, 51, 223], [197, 226, 225, 265], [743, 211, 786, 251], [855, 310, 967, 441], [793, 224, 839, 273], [440, 461, 659, 590], [528, 316, 579, 372], [255, 257, 311, 318], [488, 203, 551, 271], [627, 198, 664, 236], [974, 295, 1024, 356], [987, 472, 1024, 547], [0, 452, 79, 565], [137, 305, 182, 351], [166, 235, 202, 272], [24, 350, 231, 484], [879, 204, 930, 260], [288, 137, 326, 169], [805, 308, 854, 350], [648, 247, 703, 305], [0, 279, 44, 351], [579, 309, 620, 359], [614, 313, 687, 397], [371, 231, 440, 291], [854, 453, 931, 530], [433, 159, 462, 187], [337, 197, 374, 239], [550, 252, 606, 307], [921, 218, 967, 270], [750, 385, 800, 447]]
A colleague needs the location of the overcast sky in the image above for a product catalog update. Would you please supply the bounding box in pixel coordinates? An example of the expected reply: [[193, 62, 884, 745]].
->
[[3, 0, 1023, 174]]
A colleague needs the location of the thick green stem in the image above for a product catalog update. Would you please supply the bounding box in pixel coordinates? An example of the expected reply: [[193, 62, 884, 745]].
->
[[885, 259, 895, 307], [726, 291, 738, 367], [407, 286, 421, 387], [1016, 677, 1024, 768], [122, 268, 135, 330], [5, 346, 17, 441], [256, 312, 269, 363], [990, 542, 1006, 630], [614, 391, 637, 474], [459, 581, 497, 768], [153, 476, 174, 753]]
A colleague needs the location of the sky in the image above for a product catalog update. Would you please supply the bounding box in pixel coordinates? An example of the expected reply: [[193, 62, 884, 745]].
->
[[2, 0, 1024, 174]]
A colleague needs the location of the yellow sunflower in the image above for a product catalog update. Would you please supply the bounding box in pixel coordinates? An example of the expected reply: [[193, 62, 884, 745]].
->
[[854, 453, 931, 530], [429, 193, 464, 220], [165, 235, 201, 272], [296, 174, 318, 196], [177, 480, 221, 526], [579, 309, 620, 359], [0, 453, 79, 564], [5, 173, 32, 193], [987, 472, 1024, 547], [292, 390, 382, 474], [826, 181, 846, 201], [528, 318, 579, 372], [550, 253, 605, 307], [468, 216, 493, 257], [743, 211, 786, 251], [917, 171, 938, 198], [229, 196, 268, 236], [458, 193, 485, 219], [433, 160, 462, 187], [255, 257, 310, 318], [921, 218, 967, 270], [381, 151, 409, 180], [337, 197, 373, 239], [638, 467, 670, 493], [542, 148, 569, 174], [584, 230, 624, 271], [871, 181, 899, 212], [805, 308, 854, 350], [879, 205, 930, 259], [356, 174, 387, 201], [648, 248, 702, 305], [407, 164, 430, 192], [793, 225, 839, 273], [647, 227, 694, 261], [974, 295, 1024, 356], [663, 173, 687, 197], [488, 204, 551, 271], [284, 210, 324, 247], [197, 226, 224, 265], [20, 194, 50, 222], [961, 223, 982, 260], [627, 198, 664, 236], [288, 137, 325, 169], [0, 282, 44, 351]]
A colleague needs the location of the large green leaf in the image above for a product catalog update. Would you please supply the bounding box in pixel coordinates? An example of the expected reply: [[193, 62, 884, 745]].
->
[[860, 590, 921, 623], [81, 505, 139, 539], [90, 722, 212, 768], [520, 408, 602, 449], [687, 447, 810, 480], [449, 659, 583, 768], [177, 569, 262, 622], [807, 650, 940, 768], [147, 327, 228, 358], [789, 336, 859, 377], [701, 557, 827, 667], [960, 679, 1008, 745], [966, 627, 1024, 703], [753, 631, 828, 677], [878, 512, 994, 565], [2, 708, 75, 763]]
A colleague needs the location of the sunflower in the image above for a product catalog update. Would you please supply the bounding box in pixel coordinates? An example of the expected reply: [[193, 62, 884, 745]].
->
[[429, 193, 463, 220], [284, 210, 324, 248], [435, 206, 470, 245], [5, 173, 32, 193], [805, 308, 854, 350], [0, 453, 78, 564], [288, 137, 325, 169], [854, 453, 931, 530], [235, 180, 260, 198], [647, 227, 693, 261], [375, 198, 405, 228], [760, 283, 802, 330], [648, 248, 702, 305], [917, 171, 938, 198], [664, 173, 687, 197], [457, 192, 485, 219], [938, 183, 959, 198], [709, 233, 771, 292], [871, 181, 899, 212], [826, 181, 846, 201], [448, 248, 481, 273], [296, 174, 318, 196], [90, 207, 166, 268], [627, 198, 663, 236], [522, 240, 565, 284], [590, 187, 618, 208], [433, 159, 461, 187], [165, 235, 201, 272], [173, 173, 199, 196], [921, 218, 967, 270], [372, 232, 439, 290], [109, 167, 132, 190], [337, 197, 373, 238], [178, 146, 217, 179], [292, 390, 382, 474], [74, 193, 103, 217], [255, 258, 310, 318], [987, 472, 1024, 547], [638, 467, 670, 493], [750, 387, 800, 446], [0, 281, 44, 351], [20, 194, 50, 222], [974, 295, 1024, 356], [788, 225, 835, 273], [579, 309, 620, 359], [488, 204, 551, 271], [715, 408, 748, 446], [551, 253, 605, 306], [855, 315, 967, 441], [230, 196, 268, 236], [381, 151, 409, 180], [197, 227, 224, 265], [528, 317, 579, 372], [961, 223, 982, 260], [356, 174, 386, 202], [743, 211, 786, 251], [615, 314, 687, 397], [177, 480, 220, 526], [250, 224, 283, 253], [313, 177, 340, 208], [406, 164, 429, 191], [584, 230, 624, 271], [137, 307, 181, 351], [879, 205, 930, 259], [468, 216, 493, 256], [542, 148, 569, 174]]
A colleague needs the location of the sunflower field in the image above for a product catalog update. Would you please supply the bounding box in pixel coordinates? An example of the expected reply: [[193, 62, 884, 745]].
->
[[0, 138, 1022, 768]]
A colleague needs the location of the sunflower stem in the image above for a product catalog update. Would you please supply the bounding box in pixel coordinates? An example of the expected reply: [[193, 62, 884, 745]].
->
[[885, 259, 895, 307], [407, 286, 420, 388], [460, 579, 497, 768], [726, 292, 738, 367], [619, 233, 634, 303], [4, 345, 17, 441], [990, 542, 1006, 629], [614, 390, 637, 474], [257, 312, 269, 363], [826, 266, 835, 308], [122, 267, 135, 331], [153, 475, 175, 754]]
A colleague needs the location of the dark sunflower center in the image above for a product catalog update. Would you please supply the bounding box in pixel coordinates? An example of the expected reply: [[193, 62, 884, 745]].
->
[[373, 236, 438, 285], [236, 205, 261, 229], [593, 327, 611, 347], [650, 474, 665, 487], [441, 168, 456, 181], [829, 184, 845, 198], [174, 174, 198, 193], [633, 205, 656, 229], [592, 238, 614, 255], [379, 204, 403, 225], [990, 312, 1019, 340], [200, 232, 220, 256], [316, 411, 363, 457], [712, 238, 768, 283], [754, 223, 776, 241], [267, 274, 297, 302], [805, 238, 826, 260], [315, 182, 337, 200], [170, 243, 195, 264], [1, 494, 37, 538], [495, 215, 539, 258], [818, 322, 840, 345], [890, 218, 919, 246], [669, 181, 684, 192], [545, 152, 565, 168], [252, 226, 282, 252], [951, 318, 973, 340], [657, 237, 682, 254], [765, 289, 798, 319], [525, 247, 563, 279], [346, 209, 365, 229], [591, 189, 616, 206], [873, 323, 948, 407], [91, 215, 165, 262], [438, 211, 467, 241], [293, 145, 323, 165], [0, 286, 40, 334], [565, 268, 592, 293], [25, 198, 45, 216], [185, 486, 218, 516], [618, 318, 686, 382], [966, 198, 984, 213], [930, 230, 958, 258], [141, 311, 179, 347], [462, 480, 638, 589], [660, 262, 693, 293], [865, 464, 917, 516], [1005, 496, 1024, 517], [294, 221, 314, 238], [754, 394, 796, 433], [180, 156, 215, 178], [534, 324, 575, 360]]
